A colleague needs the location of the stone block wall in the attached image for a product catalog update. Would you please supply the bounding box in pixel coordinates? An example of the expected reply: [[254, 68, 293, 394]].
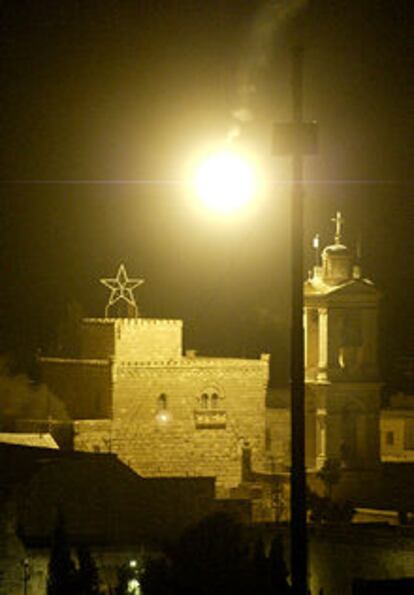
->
[[42, 318, 270, 496], [40, 358, 112, 419], [74, 419, 113, 452], [265, 408, 291, 471], [81, 319, 115, 359], [81, 318, 183, 361], [381, 410, 414, 462], [76, 356, 269, 497], [113, 318, 183, 361]]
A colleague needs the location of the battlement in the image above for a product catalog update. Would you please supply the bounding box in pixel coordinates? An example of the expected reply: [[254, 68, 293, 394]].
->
[[114, 355, 269, 369], [83, 318, 182, 327], [80, 317, 183, 361]]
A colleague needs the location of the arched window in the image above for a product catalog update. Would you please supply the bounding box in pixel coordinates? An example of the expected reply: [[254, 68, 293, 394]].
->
[[201, 393, 209, 409], [195, 387, 226, 429], [158, 394, 167, 411], [198, 388, 222, 410], [211, 393, 219, 409]]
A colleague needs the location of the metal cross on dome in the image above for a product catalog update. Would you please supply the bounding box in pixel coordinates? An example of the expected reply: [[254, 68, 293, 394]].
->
[[331, 211, 345, 245], [100, 264, 144, 318]]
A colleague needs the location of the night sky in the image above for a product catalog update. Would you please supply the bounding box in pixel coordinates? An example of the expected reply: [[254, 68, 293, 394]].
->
[[0, 1, 412, 384]]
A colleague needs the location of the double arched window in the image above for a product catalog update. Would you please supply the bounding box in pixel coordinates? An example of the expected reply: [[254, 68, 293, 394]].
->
[[199, 388, 222, 409], [195, 387, 226, 429]]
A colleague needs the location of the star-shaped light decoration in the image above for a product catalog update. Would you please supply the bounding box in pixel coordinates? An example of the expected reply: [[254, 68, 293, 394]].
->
[[100, 264, 144, 318]]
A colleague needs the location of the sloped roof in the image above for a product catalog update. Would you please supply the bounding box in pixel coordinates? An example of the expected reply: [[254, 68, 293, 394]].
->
[[0, 444, 215, 547], [304, 278, 380, 306], [305, 276, 376, 296], [0, 433, 58, 449]]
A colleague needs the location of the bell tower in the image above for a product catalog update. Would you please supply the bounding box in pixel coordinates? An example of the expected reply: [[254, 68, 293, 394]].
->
[[304, 213, 381, 470]]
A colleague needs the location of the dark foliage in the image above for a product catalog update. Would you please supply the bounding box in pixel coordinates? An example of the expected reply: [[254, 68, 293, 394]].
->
[[307, 489, 355, 524], [47, 513, 77, 595], [115, 562, 140, 595], [268, 535, 290, 594], [140, 557, 172, 595], [317, 459, 341, 499], [76, 546, 101, 595], [141, 513, 291, 595], [47, 514, 102, 595]]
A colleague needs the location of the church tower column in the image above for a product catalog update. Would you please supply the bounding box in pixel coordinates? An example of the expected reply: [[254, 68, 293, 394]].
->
[[317, 308, 328, 381], [305, 212, 382, 470]]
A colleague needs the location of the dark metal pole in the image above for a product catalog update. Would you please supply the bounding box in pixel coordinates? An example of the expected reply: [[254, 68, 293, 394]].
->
[[23, 558, 29, 595], [290, 46, 307, 595]]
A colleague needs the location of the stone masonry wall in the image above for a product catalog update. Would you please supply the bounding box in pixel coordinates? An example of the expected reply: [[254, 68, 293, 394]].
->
[[81, 320, 115, 359], [113, 318, 183, 361], [40, 359, 112, 419], [81, 318, 183, 361], [74, 357, 269, 497]]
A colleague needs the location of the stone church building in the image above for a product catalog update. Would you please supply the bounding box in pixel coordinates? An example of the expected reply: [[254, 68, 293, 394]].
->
[[40, 213, 383, 500], [303, 213, 381, 472], [41, 306, 270, 498]]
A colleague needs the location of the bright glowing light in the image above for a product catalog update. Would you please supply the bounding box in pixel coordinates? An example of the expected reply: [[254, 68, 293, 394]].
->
[[128, 577, 140, 594], [195, 150, 256, 214], [156, 410, 171, 424]]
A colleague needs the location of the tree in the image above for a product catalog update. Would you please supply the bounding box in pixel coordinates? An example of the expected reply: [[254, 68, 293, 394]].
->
[[115, 561, 141, 595], [140, 514, 292, 595], [76, 546, 100, 595], [251, 538, 268, 594], [307, 488, 355, 524], [268, 535, 290, 594], [169, 513, 253, 595], [47, 513, 77, 595], [317, 458, 341, 499], [140, 556, 171, 595]]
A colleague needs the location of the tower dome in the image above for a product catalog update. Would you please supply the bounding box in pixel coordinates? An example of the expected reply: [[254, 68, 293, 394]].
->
[[321, 212, 353, 285]]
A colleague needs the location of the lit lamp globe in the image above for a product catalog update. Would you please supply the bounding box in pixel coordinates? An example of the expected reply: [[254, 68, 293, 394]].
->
[[194, 150, 256, 214]]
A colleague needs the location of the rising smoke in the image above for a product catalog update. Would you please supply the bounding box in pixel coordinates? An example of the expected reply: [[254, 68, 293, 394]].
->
[[0, 359, 69, 429], [229, 0, 309, 141]]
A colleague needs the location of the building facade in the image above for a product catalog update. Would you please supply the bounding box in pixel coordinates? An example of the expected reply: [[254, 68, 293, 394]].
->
[[41, 316, 270, 497], [41, 213, 385, 498], [304, 215, 382, 470]]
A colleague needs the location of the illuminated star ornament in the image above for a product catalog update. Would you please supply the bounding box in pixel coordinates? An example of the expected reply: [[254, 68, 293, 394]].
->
[[100, 264, 144, 318]]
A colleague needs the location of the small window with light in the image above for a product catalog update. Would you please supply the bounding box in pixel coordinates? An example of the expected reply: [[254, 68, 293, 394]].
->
[[156, 394, 171, 424]]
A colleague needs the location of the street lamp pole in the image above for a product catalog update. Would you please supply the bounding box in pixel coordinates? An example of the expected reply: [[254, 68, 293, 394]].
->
[[290, 46, 307, 595], [22, 558, 30, 595], [273, 47, 317, 595]]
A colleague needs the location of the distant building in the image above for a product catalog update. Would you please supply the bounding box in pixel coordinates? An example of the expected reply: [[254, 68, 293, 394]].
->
[[0, 442, 219, 594], [304, 213, 382, 471], [265, 213, 382, 477], [37, 214, 412, 514], [40, 277, 270, 498], [381, 393, 414, 463]]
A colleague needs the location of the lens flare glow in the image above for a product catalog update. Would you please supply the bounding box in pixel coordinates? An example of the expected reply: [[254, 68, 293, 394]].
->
[[195, 150, 256, 214]]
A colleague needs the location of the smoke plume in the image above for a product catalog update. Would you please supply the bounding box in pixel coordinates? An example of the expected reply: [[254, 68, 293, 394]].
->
[[0, 359, 69, 429], [229, 0, 309, 141]]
